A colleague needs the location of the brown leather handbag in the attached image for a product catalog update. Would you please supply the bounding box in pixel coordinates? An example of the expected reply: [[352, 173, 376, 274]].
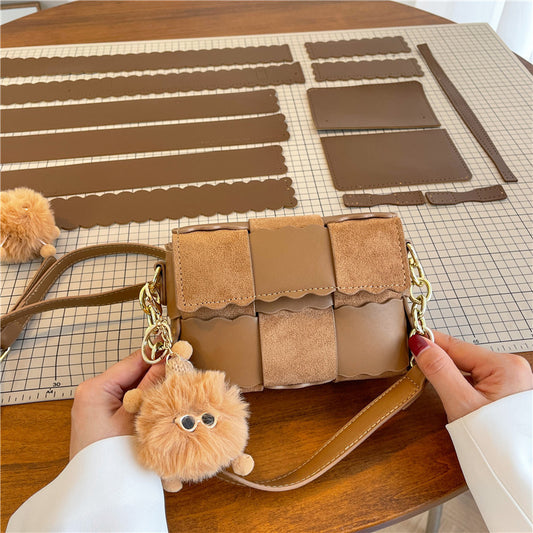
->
[[0, 212, 432, 491]]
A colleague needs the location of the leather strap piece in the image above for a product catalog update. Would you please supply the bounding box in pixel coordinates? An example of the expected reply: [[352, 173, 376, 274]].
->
[[418, 43, 518, 183], [1, 89, 280, 133], [1, 114, 289, 164], [312, 58, 423, 82], [344, 191, 426, 207], [305, 36, 410, 59], [0, 243, 165, 351], [218, 365, 425, 491], [2, 45, 293, 78], [426, 184, 507, 205], [2, 146, 287, 198], [51, 179, 297, 230], [1, 63, 306, 104]]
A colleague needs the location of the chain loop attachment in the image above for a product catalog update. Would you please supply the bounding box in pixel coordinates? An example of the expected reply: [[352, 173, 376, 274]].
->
[[139, 265, 173, 364], [406, 242, 434, 365]]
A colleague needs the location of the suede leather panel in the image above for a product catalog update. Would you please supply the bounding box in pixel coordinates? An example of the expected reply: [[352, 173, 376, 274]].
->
[[249, 214, 323, 230], [181, 315, 263, 392], [173, 229, 255, 311], [259, 308, 337, 387], [335, 300, 409, 379], [328, 217, 409, 296], [250, 225, 336, 302]]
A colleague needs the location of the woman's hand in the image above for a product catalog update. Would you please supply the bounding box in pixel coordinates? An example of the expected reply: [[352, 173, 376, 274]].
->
[[69, 349, 166, 460], [409, 331, 533, 422]]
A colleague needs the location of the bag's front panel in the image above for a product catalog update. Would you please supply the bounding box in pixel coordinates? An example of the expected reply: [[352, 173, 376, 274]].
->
[[170, 213, 411, 391]]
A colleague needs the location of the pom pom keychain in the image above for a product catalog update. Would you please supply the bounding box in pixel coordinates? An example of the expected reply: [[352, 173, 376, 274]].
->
[[124, 340, 254, 492], [0, 188, 60, 263]]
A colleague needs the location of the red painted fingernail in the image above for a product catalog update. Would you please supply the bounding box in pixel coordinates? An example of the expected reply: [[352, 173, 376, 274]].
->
[[408, 335, 430, 356]]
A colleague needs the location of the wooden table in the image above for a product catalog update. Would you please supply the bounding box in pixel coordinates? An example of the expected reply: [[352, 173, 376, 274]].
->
[[1, 2, 530, 532]]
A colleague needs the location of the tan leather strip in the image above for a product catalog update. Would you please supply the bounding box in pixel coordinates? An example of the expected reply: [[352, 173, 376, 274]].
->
[[312, 58, 423, 82], [2, 45, 293, 78], [418, 43, 518, 183], [1, 146, 287, 197], [305, 36, 410, 59], [307, 82, 439, 130], [426, 184, 507, 205], [50, 178, 297, 230], [217, 365, 425, 491], [322, 129, 471, 190], [1, 89, 280, 133], [343, 191, 426, 207], [1, 63, 306, 104], [0, 243, 165, 351], [1, 114, 289, 163]]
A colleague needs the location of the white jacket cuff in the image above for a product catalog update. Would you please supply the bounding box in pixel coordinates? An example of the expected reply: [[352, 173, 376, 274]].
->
[[447, 390, 533, 533], [6, 435, 168, 533]]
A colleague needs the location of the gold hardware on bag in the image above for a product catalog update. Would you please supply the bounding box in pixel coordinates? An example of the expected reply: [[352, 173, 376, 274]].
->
[[139, 265, 172, 364], [406, 242, 434, 358]]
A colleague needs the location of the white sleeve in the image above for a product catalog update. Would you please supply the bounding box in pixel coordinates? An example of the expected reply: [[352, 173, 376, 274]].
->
[[6, 435, 168, 533], [446, 390, 533, 533]]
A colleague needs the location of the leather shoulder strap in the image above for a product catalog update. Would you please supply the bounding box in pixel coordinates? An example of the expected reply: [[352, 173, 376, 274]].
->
[[218, 365, 425, 491], [1, 243, 165, 352]]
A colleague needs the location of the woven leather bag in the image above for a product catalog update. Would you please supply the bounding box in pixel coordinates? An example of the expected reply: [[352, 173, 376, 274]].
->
[[0, 212, 430, 491]]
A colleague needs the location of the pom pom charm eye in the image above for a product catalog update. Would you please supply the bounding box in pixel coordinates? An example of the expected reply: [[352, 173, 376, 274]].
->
[[177, 415, 198, 432], [201, 413, 217, 428]]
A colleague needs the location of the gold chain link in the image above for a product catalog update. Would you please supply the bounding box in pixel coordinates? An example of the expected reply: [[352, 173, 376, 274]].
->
[[139, 265, 173, 364], [406, 242, 434, 343]]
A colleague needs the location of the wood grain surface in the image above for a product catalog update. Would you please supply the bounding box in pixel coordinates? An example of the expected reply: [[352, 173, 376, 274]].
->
[[1, 2, 527, 532]]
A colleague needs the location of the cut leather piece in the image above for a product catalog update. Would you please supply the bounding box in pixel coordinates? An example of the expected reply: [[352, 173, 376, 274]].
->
[[259, 308, 337, 387], [50, 178, 298, 230], [181, 315, 263, 392], [249, 225, 336, 302], [2, 45, 293, 78], [333, 290, 403, 309], [328, 217, 409, 296], [1, 114, 289, 164], [312, 58, 423, 82], [249, 214, 323, 230], [343, 191, 426, 207], [256, 294, 333, 314], [1, 63, 306, 104], [1, 145, 287, 197], [307, 82, 439, 130], [335, 300, 409, 379], [305, 36, 410, 59], [180, 303, 256, 320], [426, 185, 507, 205], [321, 129, 472, 190], [172, 228, 254, 312], [418, 43, 518, 183], [1, 89, 280, 133]]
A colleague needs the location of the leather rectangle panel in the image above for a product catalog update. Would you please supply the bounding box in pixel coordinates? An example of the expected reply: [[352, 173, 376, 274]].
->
[[312, 58, 423, 82], [2, 45, 293, 78], [249, 225, 336, 302], [1, 114, 289, 163], [321, 129, 472, 190], [1, 89, 280, 133], [1, 146, 287, 197], [181, 316, 263, 392], [256, 293, 333, 314], [172, 228, 255, 312], [335, 300, 409, 379], [307, 82, 439, 130], [327, 217, 409, 296], [1, 63, 306, 104], [305, 36, 410, 59], [259, 308, 337, 387]]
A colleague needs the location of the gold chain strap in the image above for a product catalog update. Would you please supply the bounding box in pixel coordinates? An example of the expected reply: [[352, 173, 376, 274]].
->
[[139, 265, 172, 364], [406, 242, 434, 342]]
